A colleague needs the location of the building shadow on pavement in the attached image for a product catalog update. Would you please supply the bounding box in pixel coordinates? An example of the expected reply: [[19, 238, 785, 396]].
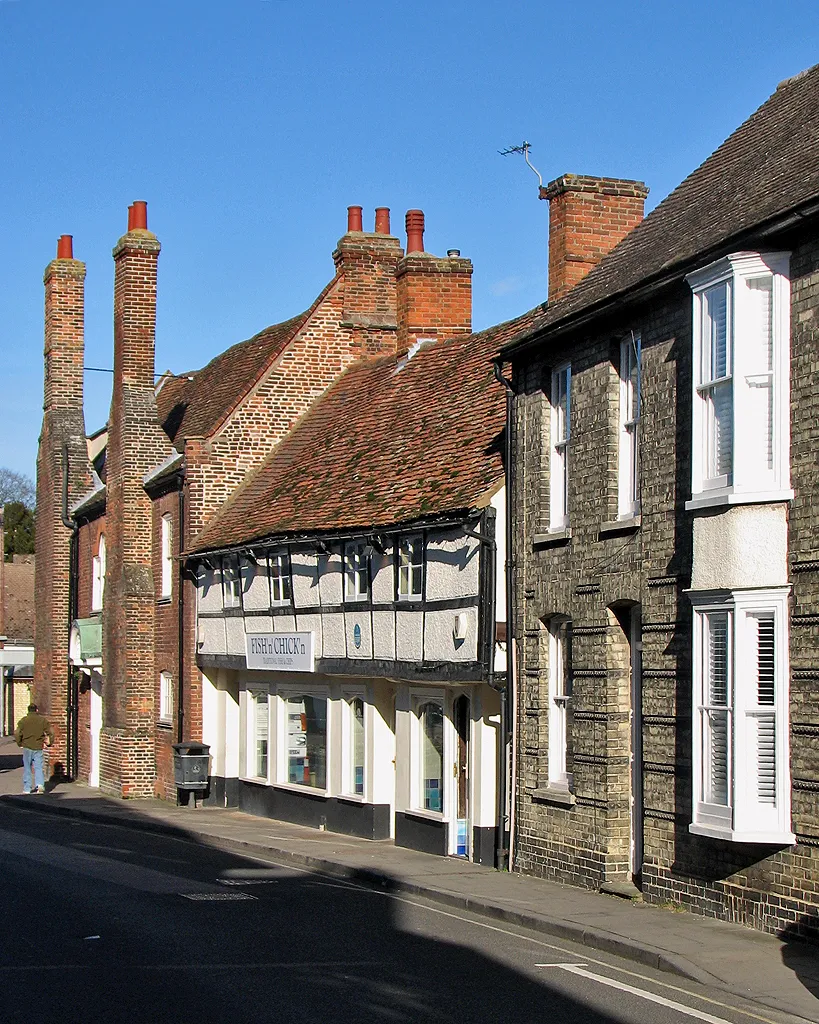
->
[[781, 915, 819, 1004], [0, 750, 21, 773], [0, 795, 625, 1024]]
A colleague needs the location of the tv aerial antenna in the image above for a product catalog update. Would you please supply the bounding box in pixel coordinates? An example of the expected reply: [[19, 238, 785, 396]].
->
[[499, 141, 542, 189]]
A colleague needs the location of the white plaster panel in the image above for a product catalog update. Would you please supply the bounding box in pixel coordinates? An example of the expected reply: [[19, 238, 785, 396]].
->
[[244, 615, 273, 633], [242, 561, 270, 611], [296, 613, 323, 658], [424, 606, 479, 662], [691, 504, 788, 590], [321, 611, 346, 658], [273, 614, 297, 632], [225, 617, 246, 656], [319, 553, 343, 606], [198, 567, 223, 613], [396, 610, 424, 662], [201, 670, 220, 773], [198, 617, 226, 655], [344, 609, 373, 658], [291, 550, 320, 609], [371, 549, 394, 603], [491, 488, 506, 623], [425, 528, 480, 601], [372, 610, 396, 661], [223, 674, 240, 780]]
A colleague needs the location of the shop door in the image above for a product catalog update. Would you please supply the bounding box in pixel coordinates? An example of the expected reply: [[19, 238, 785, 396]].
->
[[629, 608, 644, 884], [89, 673, 102, 788], [451, 694, 470, 858]]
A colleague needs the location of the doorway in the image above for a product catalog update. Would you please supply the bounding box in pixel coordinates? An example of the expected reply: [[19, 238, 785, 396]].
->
[[89, 673, 102, 788], [451, 694, 470, 858], [628, 608, 643, 883]]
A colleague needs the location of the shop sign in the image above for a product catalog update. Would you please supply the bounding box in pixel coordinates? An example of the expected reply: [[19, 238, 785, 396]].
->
[[245, 632, 315, 673]]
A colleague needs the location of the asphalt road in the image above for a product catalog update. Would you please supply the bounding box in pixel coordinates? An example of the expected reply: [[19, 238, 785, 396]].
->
[[0, 803, 803, 1024]]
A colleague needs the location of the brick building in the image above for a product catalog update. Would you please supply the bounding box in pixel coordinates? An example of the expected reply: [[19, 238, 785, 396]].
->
[[35, 199, 515, 855], [498, 66, 819, 939]]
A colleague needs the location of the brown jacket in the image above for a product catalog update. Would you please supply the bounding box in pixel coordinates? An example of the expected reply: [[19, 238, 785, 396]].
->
[[15, 713, 54, 751]]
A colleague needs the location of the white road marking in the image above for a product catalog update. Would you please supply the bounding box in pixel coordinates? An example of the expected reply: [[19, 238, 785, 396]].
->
[[536, 963, 736, 1023]]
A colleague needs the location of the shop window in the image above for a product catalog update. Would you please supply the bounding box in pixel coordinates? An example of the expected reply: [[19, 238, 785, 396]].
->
[[397, 535, 424, 600], [284, 693, 327, 790], [344, 695, 365, 797], [690, 588, 794, 843], [418, 700, 444, 813], [250, 690, 269, 780], [92, 534, 106, 611]]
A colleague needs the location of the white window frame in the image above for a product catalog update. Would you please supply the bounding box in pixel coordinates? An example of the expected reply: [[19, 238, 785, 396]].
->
[[550, 364, 571, 530], [344, 541, 369, 602], [276, 687, 330, 794], [268, 550, 292, 605], [411, 691, 447, 817], [222, 556, 242, 609], [246, 688, 270, 782], [690, 587, 794, 844], [341, 688, 367, 800], [397, 534, 424, 600], [547, 618, 572, 790], [687, 252, 791, 509], [92, 534, 106, 611], [160, 515, 173, 599], [618, 335, 641, 519], [159, 671, 173, 725]]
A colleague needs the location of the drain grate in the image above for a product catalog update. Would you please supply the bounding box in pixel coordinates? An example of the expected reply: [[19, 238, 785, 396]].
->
[[180, 892, 257, 901]]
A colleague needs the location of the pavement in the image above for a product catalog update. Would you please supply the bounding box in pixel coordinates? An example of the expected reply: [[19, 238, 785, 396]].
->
[[1, 734, 817, 1022]]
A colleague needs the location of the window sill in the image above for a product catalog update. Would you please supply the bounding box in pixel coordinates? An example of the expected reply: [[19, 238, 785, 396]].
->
[[688, 822, 795, 845], [336, 793, 367, 805], [533, 528, 572, 548], [686, 488, 794, 512], [157, 720, 173, 730], [530, 785, 576, 808], [157, 596, 172, 606], [403, 807, 445, 823], [272, 781, 329, 799], [240, 775, 270, 786], [599, 515, 641, 537]]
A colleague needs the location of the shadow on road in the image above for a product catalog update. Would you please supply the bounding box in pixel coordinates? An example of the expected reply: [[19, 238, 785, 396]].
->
[[781, 914, 819, 1004], [0, 795, 623, 1024], [0, 750, 21, 774]]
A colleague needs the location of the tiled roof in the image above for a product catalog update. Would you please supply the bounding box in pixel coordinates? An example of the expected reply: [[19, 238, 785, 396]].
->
[[156, 312, 311, 445], [501, 63, 819, 355], [189, 311, 537, 553]]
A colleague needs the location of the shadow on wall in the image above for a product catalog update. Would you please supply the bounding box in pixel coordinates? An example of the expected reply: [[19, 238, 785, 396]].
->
[[781, 914, 819, 1002], [0, 792, 627, 1024]]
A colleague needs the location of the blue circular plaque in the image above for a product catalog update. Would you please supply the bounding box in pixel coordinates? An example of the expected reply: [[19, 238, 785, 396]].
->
[[353, 623, 362, 649]]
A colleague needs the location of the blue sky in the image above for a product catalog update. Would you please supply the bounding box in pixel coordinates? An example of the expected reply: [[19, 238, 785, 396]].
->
[[2, 0, 817, 481]]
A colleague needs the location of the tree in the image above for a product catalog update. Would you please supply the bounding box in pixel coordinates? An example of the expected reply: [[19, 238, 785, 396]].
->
[[3, 501, 34, 560], [0, 467, 35, 509]]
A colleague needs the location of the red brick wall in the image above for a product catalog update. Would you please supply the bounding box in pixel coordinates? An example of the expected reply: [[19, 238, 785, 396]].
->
[[34, 253, 92, 774], [396, 253, 472, 353], [541, 176, 649, 302]]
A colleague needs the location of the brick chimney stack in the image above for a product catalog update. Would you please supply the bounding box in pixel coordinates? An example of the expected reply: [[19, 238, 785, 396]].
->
[[103, 201, 171, 797], [540, 175, 649, 302], [396, 209, 472, 354], [333, 206, 402, 356], [34, 236, 92, 767]]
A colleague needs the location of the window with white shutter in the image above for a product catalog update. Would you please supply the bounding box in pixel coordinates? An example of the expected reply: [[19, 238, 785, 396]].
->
[[550, 364, 571, 530], [548, 618, 572, 790], [690, 588, 793, 844], [687, 253, 791, 508], [618, 335, 641, 518]]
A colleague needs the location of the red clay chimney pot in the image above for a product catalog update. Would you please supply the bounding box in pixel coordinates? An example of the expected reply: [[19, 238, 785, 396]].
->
[[131, 201, 148, 231], [374, 207, 391, 234], [405, 209, 425, 253], [57, 235, 74, 259], [127, 204, 135, 231], [347, 205, 363, 232]]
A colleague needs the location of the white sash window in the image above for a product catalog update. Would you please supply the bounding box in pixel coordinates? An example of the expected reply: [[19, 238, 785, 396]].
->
[[548, 618, 572, 790], [550, 364, 571, 530], [687, 253, 791, 508], [690, 588, 793, 844], [618, 335, 641, 517]]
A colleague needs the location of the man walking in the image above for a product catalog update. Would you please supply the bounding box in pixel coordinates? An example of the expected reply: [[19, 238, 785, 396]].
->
[[14, 703, 54, 794]]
